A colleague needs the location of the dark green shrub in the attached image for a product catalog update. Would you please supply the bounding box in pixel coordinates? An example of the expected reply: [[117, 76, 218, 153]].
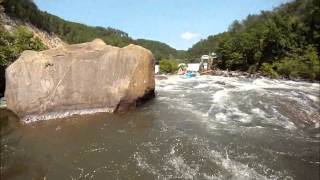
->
[[0, 25, 47, 96], [248, 64, 258, 74], [274, 46, 320, 80], [261, 63, 279, 78], [159, 59, 178, 74]]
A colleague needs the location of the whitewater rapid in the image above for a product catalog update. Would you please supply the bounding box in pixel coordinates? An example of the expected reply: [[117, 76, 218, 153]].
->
[[2, 75, 319, 179], [156, 75, 320, 131], [140, 75, 320, 179]]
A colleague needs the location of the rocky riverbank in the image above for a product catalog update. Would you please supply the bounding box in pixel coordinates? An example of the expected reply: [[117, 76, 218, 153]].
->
[[200, 69, 261, 78], [199, 69, 319, 83]]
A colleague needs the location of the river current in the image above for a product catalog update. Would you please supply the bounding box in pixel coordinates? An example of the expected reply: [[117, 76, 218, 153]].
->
[[1, 75, 319, 179]]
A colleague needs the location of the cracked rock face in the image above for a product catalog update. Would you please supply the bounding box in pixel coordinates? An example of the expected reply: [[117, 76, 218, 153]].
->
[[5, 39, 155, 122]]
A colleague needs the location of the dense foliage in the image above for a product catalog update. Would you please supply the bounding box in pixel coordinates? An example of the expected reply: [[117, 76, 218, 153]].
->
[[2, 0, 319, 80], [2, 0, 134, 47], [0, 0, 184, 94], [2, 0, 181, 61], [135, 39, 178, 63], [159, 59, 178, 74], [0, 0, 48, 95], [188, 0, 320, 80], [0, 26, 46, 66], [0, 25, 47, 95]]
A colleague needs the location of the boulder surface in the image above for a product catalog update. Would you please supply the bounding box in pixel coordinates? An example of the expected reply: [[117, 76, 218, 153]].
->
[[5, 39, 155, 122]]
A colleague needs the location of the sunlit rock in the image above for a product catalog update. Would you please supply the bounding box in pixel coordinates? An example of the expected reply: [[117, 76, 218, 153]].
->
[[5, 39, 155, 122]]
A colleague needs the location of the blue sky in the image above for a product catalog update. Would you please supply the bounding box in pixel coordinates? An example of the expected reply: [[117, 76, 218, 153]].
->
[[34, 0, 288, 50]]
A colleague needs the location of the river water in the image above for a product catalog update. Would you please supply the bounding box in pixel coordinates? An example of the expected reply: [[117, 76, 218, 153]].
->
[[1, 75, 320, 180]]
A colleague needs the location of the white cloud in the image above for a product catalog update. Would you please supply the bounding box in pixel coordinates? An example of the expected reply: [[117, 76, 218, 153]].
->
[[181, 32, 199, 41]]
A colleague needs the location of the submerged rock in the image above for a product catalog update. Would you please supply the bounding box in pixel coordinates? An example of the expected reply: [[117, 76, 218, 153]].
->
[[5, 39, 155, 122], [155, 75, 168, 80]]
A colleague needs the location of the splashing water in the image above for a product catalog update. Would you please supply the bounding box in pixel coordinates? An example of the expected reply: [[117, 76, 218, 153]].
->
[[1, 75, 319, 179]]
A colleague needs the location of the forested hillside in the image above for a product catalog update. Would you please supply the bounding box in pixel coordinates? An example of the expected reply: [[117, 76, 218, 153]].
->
[[3, 0, 134, 47], [2, 0, 180, 62], [188, 0, 320, 80], [0, 0, 48, 96], [1, 0, 319, 81], [135, 39, 178, 62], [0, 0, 183, 95]]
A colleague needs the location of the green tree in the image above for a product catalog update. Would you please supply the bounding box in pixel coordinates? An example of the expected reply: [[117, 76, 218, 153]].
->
[[3, 0, 134, 47], [0, 26, 47, 96], [136, 39, 178, 64], [188, 0, 320, 80], [159, 59, 178, 74]]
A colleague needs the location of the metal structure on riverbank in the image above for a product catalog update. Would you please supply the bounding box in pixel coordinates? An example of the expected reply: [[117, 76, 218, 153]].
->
[[198, 53, 218, 74]]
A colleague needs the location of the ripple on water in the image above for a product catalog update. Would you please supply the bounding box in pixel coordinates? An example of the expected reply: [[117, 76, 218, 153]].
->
[[152, 75, 319, 179], [1, 75, 319, 179]]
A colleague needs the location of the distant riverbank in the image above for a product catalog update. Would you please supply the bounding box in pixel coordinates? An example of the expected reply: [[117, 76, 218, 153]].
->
[[156, 63, 320, 83]]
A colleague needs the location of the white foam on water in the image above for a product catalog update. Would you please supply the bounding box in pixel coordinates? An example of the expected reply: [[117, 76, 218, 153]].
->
[[134, 148, 203, 180], [215, 113, 227, 123], [194, 83, 210, 89], [315, 122, 320, 128], [202, 173, 225, 180], [142, 142, 161, 154], [307, 94, 319, 102], [134, 152, 162, 178], [134, 133, 291, 180], [168, 156, 199, 179], [250, 106, 298, 130], [212, 89, 229, 103], [155, 75, 320, 132], [251, 108, 265, 116], [208, 150, 270, 180], [141, 75, 319, 179], [22, 107, 114, 123]]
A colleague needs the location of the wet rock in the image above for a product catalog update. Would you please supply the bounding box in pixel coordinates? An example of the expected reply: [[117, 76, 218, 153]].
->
[[215, 81, 226, 85], [5, 39, 155, 121], [155, 75, 168, 80], [246, 72, 262, 79], [279, 101, 320, 128], [203, 69, 262, 79], [0, 108, 20, 123]]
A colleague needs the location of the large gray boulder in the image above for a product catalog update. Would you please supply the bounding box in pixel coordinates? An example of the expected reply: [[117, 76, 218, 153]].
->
[[5, 39, 155, 122]]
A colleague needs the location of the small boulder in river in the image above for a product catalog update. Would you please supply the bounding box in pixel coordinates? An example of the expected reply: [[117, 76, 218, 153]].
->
[[5, 39, 155, 122], [155, 75, 168, 80]]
